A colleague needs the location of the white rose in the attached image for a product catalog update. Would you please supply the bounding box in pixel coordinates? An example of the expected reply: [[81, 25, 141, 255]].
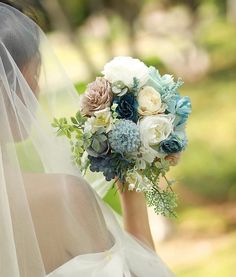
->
[[102, 56, 149, 88], [137, 86, 167, 116], [139, 114, 174, 156], [131, 145, 157, 168], [139, 146, 157, 163]]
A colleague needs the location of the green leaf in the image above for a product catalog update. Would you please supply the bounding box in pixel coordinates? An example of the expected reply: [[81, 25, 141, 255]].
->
[[75, 111, 86, 124], [91, 138, 100, 152], [71, 117, 78, 125], [145, 188, 177, 218], [99, 134, 107, 142]]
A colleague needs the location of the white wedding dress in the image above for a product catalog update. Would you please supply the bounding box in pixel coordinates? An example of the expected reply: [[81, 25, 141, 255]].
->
[[0, 3, 174, 277]]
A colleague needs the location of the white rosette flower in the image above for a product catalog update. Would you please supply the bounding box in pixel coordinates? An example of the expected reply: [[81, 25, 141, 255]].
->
[[84, 108, 113, 134], [126, 171, 142, 191], [139, 114, 175, 160], [126, 171, 152, 192], [137, 86, 167, 116], [102, 56, 149, 88]]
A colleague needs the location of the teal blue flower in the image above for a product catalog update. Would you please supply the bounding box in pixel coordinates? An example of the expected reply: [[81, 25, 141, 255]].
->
[[160, 133, 187, 154], [108, 120, 141, 154]]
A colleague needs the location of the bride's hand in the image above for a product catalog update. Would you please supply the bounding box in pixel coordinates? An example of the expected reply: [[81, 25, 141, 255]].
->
[[115, 152, 182, 249], [116, 179, 155, 249]]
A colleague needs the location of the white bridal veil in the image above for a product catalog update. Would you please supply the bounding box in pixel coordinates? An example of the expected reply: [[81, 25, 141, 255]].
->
[[0, 3, 174, 276]]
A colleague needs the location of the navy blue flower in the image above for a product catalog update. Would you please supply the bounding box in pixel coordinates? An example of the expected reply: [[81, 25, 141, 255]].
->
[[88, 153, 134, 182], [159, 134, 186, 154], [113, 93, 139, 123]]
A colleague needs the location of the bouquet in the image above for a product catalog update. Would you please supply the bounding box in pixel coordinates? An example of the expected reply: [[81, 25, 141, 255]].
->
[[52, 56, 191, 217]]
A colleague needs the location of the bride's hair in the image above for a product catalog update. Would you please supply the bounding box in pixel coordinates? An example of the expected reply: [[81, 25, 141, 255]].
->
[[0, 0, 23, 12], [0, 0, 40, 70], [0, 1, 41, 141]]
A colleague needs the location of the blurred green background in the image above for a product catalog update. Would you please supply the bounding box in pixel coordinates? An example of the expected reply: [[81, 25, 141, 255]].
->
[[15, 0, 236, 276]]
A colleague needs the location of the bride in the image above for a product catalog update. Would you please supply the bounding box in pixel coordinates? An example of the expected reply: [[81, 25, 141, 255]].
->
[[0, 2, 175, 276]]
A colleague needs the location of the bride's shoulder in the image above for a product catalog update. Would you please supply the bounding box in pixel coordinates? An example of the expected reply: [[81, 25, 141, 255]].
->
[[23, 172, 93, 203]]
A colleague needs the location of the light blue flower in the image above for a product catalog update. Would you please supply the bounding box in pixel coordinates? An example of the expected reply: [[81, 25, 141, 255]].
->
[[145, 66, 191, 129], [146, 66, 183, 103], [108, 120, 141, 154], [174, 96, 192, 127], [165, 94, 179, 114]]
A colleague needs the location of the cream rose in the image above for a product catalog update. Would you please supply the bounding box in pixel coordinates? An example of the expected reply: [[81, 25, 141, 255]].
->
[[139, 114, 174, 156], [137, 86, 167, 115], [102, 56, 149, 88]]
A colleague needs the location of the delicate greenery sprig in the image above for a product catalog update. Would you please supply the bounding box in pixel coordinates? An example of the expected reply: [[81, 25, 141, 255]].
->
[[131, 77, 140, 96], [52, 112, 88, 168], [142, 158, 177, 217]]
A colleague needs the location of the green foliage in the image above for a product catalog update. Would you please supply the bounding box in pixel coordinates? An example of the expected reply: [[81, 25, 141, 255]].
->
[[74, 82, 87, 95], [51, 117, 73, 138], [142, 158, 178, 217], [131, 77, 140, 96], [146, 188, 177, 217], [52, 111, 88, 169]]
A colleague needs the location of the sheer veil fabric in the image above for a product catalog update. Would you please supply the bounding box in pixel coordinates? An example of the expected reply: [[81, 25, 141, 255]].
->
[[0, 3, 175, 276]]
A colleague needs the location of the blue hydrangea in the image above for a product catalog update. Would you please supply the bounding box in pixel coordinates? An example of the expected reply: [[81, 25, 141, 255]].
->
[[108, 120, 141, 154]]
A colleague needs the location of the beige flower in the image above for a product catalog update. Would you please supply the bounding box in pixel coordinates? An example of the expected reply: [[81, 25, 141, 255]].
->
[[81, 77, 113, 116], [137, 86, 166, 116]]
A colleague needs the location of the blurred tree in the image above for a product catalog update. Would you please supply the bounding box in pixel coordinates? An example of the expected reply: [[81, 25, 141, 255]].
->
[[38, 0, 144, 77], [227, 0, 236, 23], [40, 0, 97, 78], [57, 0, 144, 58], [211, 0, 227, 14], [103, 0, 144, 57], [162, 0, 201, 28]]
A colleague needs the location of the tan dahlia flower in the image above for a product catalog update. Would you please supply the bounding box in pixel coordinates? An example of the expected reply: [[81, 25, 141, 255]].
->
[[81, 77, 112, 116]]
